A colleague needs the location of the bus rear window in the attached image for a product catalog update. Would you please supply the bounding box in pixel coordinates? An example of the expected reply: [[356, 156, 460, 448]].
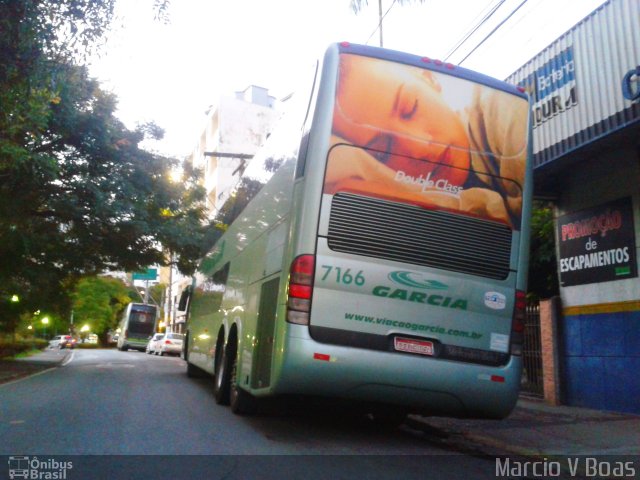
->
[[128, 320, 155, 335], [130, 311, 155, 323]]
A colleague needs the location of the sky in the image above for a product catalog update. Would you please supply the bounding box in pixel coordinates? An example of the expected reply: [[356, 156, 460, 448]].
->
[[88, 0, 608, 159]]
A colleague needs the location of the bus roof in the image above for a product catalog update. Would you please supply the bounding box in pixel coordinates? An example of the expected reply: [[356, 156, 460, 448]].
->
[[334, 42, 527, 99]]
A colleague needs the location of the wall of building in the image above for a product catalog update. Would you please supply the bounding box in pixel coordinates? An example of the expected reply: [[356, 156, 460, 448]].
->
[[508, 0, 640, 414], [506, 0, 640, 171], [212, 95, 280, 211], [554, 148, 640, 413], [188, 86, 280, 217]]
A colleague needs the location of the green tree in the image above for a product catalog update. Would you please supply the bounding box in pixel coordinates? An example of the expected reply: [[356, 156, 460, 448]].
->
[[528, 201, 559, 301], [350, 0, 426, 47], [71, 276, 133, 341], [0, 60, 208, 333], [0, 0, 208, 335]]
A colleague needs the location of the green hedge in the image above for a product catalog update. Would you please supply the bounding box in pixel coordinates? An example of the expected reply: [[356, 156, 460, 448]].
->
[[0, 338, 48, 359]]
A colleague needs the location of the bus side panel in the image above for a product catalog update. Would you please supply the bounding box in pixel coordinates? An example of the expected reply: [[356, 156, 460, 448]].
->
[[251, 277, 280, 389], [189, 155, 297, 385], [116, 305, 128, 351], [187, 271, 225, 375], [233, 166, 296, 392]]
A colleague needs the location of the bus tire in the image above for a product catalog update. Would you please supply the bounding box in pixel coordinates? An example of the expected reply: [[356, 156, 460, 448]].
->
[[230, 352, 256, 415], [182, 332, 190, 361], [213, 343, 231, 405]]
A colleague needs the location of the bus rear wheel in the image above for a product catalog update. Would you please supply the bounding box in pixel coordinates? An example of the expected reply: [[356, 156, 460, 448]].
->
[[213, 343, 231, 405], [230, 352, 256, 415]]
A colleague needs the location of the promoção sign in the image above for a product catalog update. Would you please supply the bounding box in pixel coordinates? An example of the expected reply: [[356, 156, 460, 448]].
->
[[557, 197, 637, 287]]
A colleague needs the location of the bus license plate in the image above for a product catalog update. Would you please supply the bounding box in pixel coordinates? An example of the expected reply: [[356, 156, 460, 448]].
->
[[394, 337, 434, 356]]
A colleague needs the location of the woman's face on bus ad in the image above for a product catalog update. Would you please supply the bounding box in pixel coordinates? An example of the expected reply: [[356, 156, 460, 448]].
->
[[333, 54, 470, 186]]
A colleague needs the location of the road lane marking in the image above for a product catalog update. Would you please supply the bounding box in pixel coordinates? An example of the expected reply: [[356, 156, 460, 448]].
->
[[95, 363, 136, 368], [0, 367, 57, 388], [62, 351, 75, 366]]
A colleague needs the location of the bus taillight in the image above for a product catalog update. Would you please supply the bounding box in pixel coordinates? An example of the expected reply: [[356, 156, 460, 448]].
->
[[286, 254, 315, 325], [510, 290, 526, 355]]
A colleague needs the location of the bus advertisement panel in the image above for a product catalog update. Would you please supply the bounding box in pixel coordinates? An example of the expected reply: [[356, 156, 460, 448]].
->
[[327, 53, 528, 229]]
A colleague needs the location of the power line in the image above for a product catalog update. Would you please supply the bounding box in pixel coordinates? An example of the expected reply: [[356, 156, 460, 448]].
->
[[364, 0, 398, 46], [457, 0, 529, 66], [444, 0, 506, 62], [490, 0, 553, 54]]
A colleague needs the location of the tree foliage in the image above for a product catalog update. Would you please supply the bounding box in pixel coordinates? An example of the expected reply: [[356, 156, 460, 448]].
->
[[71, 276, 133, 338], [528, 201, 559, 300], [0, 0, 208, 334]]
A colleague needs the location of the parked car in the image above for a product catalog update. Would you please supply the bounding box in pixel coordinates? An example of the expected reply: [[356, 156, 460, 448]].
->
[[48, 335, 76, 349], [146, 333, 164, 355], [155, 333, 184, 356]]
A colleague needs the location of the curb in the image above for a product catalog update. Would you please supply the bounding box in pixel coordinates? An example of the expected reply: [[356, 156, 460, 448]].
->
[[406, 415, 638, 480], [0, 349, 73, 386], [404, 416, 510, 457]]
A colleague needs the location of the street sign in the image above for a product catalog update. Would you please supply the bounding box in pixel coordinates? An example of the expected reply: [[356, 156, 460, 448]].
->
[[132, 268, 158, 281]]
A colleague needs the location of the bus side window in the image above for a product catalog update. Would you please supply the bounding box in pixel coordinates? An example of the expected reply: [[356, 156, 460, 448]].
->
[[178, 286, 192, 312], [212, 263, 230, 289], [295, 132, 310, 178], [295, 60, 319, 179], [208, 263, 230, 312]]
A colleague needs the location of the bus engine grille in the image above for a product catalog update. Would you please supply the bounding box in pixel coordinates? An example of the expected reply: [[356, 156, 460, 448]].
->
[[327, 193, 513, 280]]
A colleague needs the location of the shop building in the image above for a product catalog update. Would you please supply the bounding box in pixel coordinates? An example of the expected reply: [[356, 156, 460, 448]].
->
[[507, 0, 639, 414]]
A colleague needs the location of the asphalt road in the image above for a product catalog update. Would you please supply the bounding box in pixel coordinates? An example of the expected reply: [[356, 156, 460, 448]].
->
[[0, 348, 503, 479]]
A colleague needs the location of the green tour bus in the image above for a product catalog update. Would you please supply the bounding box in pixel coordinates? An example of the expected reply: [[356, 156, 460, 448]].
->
[[183, 42, 533, 424]]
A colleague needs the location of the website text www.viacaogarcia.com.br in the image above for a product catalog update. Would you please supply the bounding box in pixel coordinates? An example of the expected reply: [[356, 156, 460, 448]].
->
[[344, 312, 482, 339]]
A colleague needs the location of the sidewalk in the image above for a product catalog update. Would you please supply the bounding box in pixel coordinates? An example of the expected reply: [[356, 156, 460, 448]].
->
[[410, 397, 640, 458], [0, 348, 71, 385]]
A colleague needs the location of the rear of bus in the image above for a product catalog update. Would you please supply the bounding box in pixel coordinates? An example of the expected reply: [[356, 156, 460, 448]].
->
[[118, 303, 158, 352], [282, 43, 532, 418]]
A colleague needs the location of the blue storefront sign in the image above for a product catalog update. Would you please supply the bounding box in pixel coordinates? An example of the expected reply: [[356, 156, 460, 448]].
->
[[519, 46, 578, 127]]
